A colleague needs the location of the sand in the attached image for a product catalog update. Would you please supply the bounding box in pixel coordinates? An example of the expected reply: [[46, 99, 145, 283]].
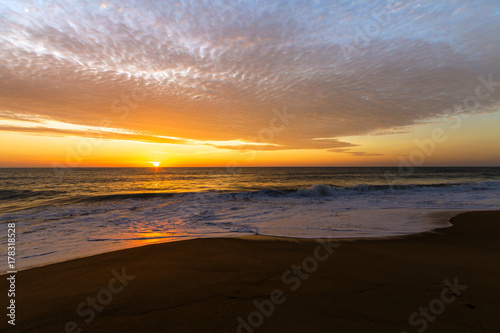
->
[[1, 211, 499, 332]]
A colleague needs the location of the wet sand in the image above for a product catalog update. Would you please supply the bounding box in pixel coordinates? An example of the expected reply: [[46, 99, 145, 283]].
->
[[2, 211, 499, 332]]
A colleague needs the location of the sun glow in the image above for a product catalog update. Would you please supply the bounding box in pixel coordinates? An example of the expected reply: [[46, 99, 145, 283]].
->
[[151, 162, 161, 167]]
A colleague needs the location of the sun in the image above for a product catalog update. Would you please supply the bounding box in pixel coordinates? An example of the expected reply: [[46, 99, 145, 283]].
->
[[151, 162, 161, 167]]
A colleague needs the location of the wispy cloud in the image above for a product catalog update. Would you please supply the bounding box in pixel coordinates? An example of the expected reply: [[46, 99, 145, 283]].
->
[[328, 148, 384, 157], [1, 0, 499, 151], [0, 112, 279, 149]]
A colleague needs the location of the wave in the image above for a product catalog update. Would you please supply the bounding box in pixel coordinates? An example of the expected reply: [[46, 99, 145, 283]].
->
[[251, 181, 500, 198], [0, 191, 177, 203], [0, 191, 178, 213], [0, 189, 67, 201], [78, 192, 176, 203], [3, 177, 500, 271], [1, 180, 499, 213], [297, 181, 500, 197]]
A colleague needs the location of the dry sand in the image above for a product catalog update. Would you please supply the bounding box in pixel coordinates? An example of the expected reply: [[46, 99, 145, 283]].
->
[[1, 211, 499, 332]]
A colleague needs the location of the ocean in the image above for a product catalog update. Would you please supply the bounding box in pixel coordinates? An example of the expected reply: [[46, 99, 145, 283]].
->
[[1, 167, 500, 271]]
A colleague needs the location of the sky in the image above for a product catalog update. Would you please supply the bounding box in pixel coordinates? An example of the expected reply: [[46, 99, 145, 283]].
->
[[1, 0, 500, 167]]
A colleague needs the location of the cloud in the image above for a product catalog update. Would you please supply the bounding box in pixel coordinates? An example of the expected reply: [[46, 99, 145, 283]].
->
[[0, 114, 280, 148], [0, 0, 499, 151], [328, 148, 384, 157]]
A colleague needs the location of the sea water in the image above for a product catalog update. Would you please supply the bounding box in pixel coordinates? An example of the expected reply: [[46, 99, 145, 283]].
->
[[1, 167, 499, 270]]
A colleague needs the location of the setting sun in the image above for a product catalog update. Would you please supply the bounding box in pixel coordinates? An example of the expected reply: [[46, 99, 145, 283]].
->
[[151, 162, 161, 167]]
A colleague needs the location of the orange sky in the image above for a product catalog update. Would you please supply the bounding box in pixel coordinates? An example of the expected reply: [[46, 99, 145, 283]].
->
[[1, 0, 500, 167], [1, 110, 499, 167]]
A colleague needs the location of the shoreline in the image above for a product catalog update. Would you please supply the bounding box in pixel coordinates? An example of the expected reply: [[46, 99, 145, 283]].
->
[[2, 210, 499, 332], [4, 208, 467, 273]]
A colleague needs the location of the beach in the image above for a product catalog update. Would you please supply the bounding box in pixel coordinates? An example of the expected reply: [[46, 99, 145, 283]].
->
[[2, 210, 499, 332]]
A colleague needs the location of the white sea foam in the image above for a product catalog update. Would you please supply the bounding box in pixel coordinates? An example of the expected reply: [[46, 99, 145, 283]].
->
[[1, 181, 500, 271]]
